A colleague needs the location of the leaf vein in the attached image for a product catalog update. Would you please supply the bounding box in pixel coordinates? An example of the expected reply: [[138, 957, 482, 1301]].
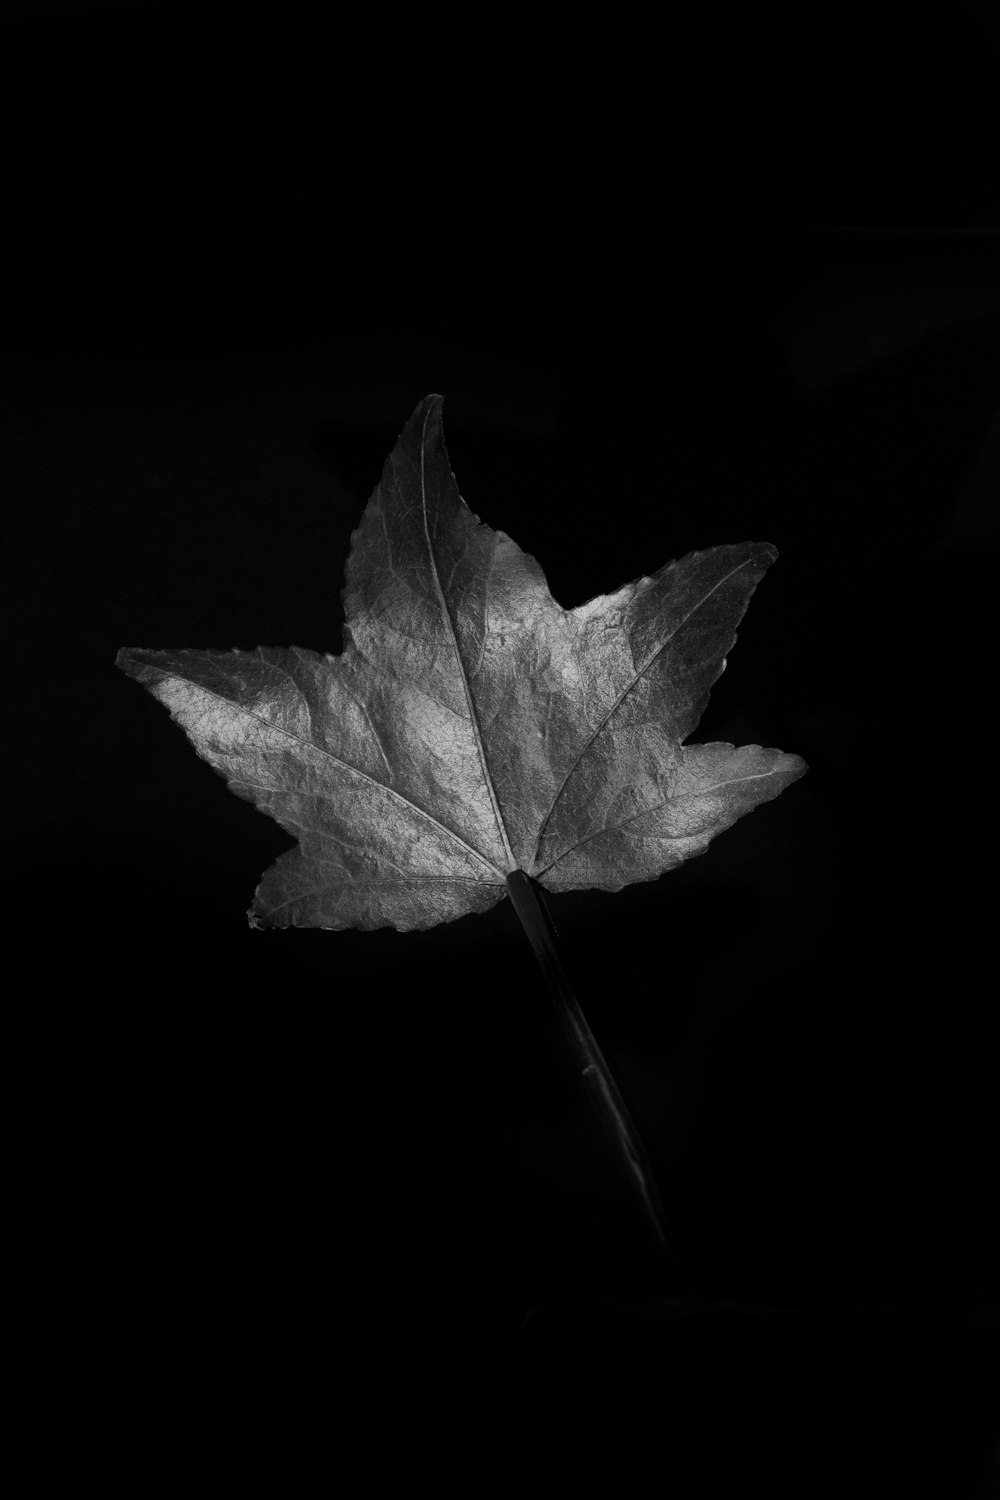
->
[[530, 558, 757, 870], [146, 664, 506, 879], [418, 400, 517, 872], [535, 764, 783, 876]]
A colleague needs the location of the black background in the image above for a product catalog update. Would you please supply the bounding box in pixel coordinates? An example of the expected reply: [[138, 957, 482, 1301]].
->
[[7, 1, 1000, 1491]]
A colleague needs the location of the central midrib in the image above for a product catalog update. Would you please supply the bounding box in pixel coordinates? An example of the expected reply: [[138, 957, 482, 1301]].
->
[[418, 400, 518, 874]]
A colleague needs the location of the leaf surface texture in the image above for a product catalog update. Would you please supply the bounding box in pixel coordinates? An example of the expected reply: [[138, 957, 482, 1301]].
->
[[117, 396, 806, 930]]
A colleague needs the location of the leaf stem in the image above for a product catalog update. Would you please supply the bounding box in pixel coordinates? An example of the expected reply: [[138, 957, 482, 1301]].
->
[[506, 871, 698, 1301]]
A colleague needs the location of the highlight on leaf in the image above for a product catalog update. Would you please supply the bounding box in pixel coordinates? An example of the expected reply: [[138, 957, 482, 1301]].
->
[[117, 395, 806, 931]]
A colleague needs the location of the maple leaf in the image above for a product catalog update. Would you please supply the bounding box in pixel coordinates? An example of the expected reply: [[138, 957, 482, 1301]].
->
[[117, 395, 806, 932]]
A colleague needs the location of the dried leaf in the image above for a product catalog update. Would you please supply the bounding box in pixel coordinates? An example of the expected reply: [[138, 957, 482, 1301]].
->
[[117, 396, 806, 930]]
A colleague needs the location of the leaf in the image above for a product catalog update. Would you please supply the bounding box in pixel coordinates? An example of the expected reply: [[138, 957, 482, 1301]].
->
[[117, 395, 806, 931]]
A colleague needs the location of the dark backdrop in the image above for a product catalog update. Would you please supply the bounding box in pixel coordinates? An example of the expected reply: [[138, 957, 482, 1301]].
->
[[7, 1, 999, 1492]]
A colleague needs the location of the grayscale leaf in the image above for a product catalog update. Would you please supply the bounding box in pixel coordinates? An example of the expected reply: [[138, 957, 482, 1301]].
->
[[117, 395, 806, 931]]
